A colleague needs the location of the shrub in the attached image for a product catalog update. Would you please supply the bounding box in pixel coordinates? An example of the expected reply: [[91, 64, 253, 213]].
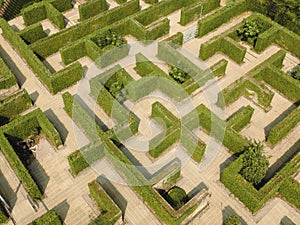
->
[[79, 0, 108, 21], [163, 32, 183, 46], [0, 58, 17, 90], [169, 65, 188, 83], [210, 59, 228, 77], [267, 105, 300, 145], [288, 64, 300, 81], [165, 186, 188, 210], [227, 105, 254, 132], [225, 215, 242, 225], [240, 141, 269, 185], [279, 177, 300, 210], [19, 23, 47, 44], [255, 27, 278, 52], [28, 209, 62, 225]]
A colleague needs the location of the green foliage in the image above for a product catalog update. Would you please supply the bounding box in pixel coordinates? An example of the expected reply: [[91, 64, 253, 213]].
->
[[227, 105, 254, 132], [197, 1, 247, 37], [163, 32, 183, 46], [89, 181, 122, 225], [210, 59, 228, 77], [255, 27, 278, 52], [237, 19, 260, 41], [165, 186, 188, 210], [79, 0, 108, 21], [19, 23, 46, 44], [180, 0, 220, 26], [267, 105, 300, 146], [225, 215, 242, 225], [28, 209, 62, 225], [30, 0, 139, 58], [0, 58, 17, 90], [92, 29, 125, 48], [163, 170, 181, 188], [45, 2, 64, 29], [168, 66, 188, 84], [279, 177, 300, 210], [288, 64, 300, 80], [240, 141, 269, 185], [0, 89, 32, 125], [46, 0, 72, 12], [0, 205, 8, 224]]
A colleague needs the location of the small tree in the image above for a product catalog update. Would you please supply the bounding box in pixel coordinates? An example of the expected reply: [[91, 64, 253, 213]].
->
[[240, 141, 269, 185], [288, 64, 300, 80], [237, 19, 260, 41]]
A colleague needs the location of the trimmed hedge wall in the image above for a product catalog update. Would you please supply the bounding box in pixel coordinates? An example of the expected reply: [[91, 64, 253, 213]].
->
[[21, 2, 64, 29], [151, 102, 179, 128], [19, 23, 47, 44], [227, 105, 254, 132], [89, 181, 122, 225], [197, 1, 247, 37], [30, 0, 139, 58], [199, 36, 246, 64], [267, 105, 300, 146], [221, 146, 300, 213], [255, 27, 278, 53], [163, 32, 183, 46], [50, 62, 83, 94], [0, 89, 32, 125], [0, 58, 17, 90], [180, 0, 220, 26], [78, 0, 108, 21], [0, 205, 8, 224], [210, 59, 228, 77], [46, 0, 72, 12], [28, 209, 62, 225]]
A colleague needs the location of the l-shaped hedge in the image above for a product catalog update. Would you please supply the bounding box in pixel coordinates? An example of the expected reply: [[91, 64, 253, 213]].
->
[[221, 146, 300, 213], [0, 57, 17, 90], [0, 19, 83, 95], [0, 109, 62, 200], [28, 209, 62, 225]]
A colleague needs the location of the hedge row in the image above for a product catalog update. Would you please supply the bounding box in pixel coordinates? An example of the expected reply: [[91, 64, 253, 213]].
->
[[129, 18, 170, 41], [51, 62, 83, 94], [151, 102, 179, 128], [163, 32, 183, 47], [179, 0, 220, 26], [0, 89, 32, 125], [78, 0, 108, 21], [221, 145, 300, 213], [197, 1, 247, 37], [267, 105, 300, 146], [0, 58, 17, 90], [46, 0, 72, 12], [0, 19, 83, 94], [0, 206, 8, 224], [19, 23, 47, 44], [254, 27, 278, 53], [227, 105, 254, 132], [89, 181, 122, 225], [210, 59, 228, 77], [21, 2, 64, 29], [135, 0, 198, 26], [68, 142, 105, 175], [199, 36, 246, 64], [28, 209, 62, 225], [218, 78, 274, 111], [180, 128, 206, 163], [30, 0, 139, 57]]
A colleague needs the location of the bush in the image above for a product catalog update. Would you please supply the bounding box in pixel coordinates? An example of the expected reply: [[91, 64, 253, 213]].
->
[[89, 181, 122, 225], [19, 23, 47, 44], [0, 89, 32, 125], [21, 2, 47, 26], [0, 58, 17, 89], [225, 215, 242, 225], [45, 3, 64, 29], [78, 0, 108, 21], [279, 177, 300, 210], [227, 105, 254, 132], [267, 105, 300, 145], [165, 186, 188, 210], [197, 1, 247, 37], [163, 32, 183, 46], [28, 209, 62, 225], [211, 59, 228, 77], [255, 27, 278, 52], [46, 0, 72, 12]]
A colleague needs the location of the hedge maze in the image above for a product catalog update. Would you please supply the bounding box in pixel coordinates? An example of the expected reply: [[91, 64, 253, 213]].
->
[[0, 0, 300, 224]]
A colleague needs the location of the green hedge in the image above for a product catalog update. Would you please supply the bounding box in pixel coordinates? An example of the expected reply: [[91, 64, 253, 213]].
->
[[267, 105, 300, 146], [19, 23, 47, 44], [45, 3, 64, 29], [255, 27, 278, 53], [89, 181, 122, 225], [50, 62, 83, 94], [197, 1, 247, 37], [0, 58, 17, 90], [46, 0, 72, 12], [28, 209, 62, 225], [221, 147, 300, 213], [0, 89, 32, 125], [227, 105, 254, 132], [210, 59, 228, 77], [199, 36, 246, 63], [151, 102, 179, 128], [78, 0, 108, 21], [30, 0, 139, 58], [163, 32, 183, 46], [22, 2, 46, 26], [0, 205, 8, 224], [180, 0, 220, 26]]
